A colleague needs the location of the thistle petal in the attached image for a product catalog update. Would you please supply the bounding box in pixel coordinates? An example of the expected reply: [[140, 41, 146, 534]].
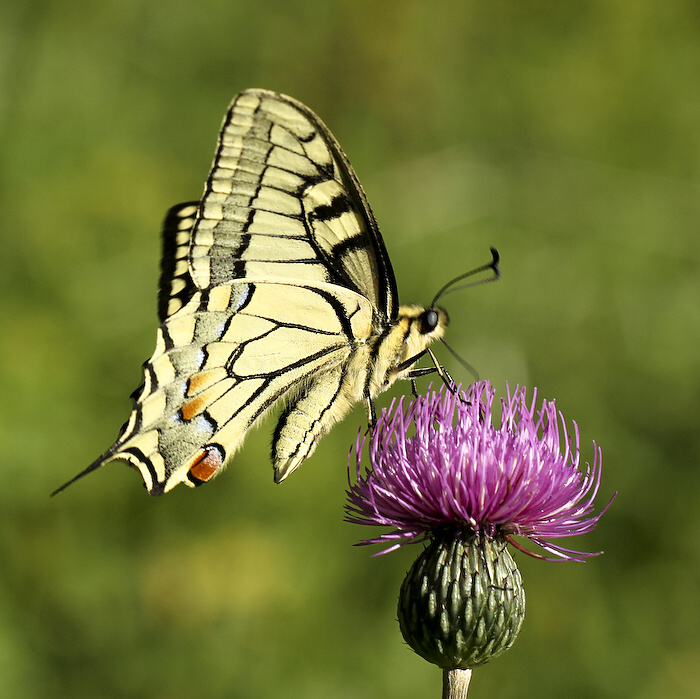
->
[[345, 382, 615, 561]]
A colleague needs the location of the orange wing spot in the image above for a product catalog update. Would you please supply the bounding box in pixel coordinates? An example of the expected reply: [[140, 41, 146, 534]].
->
[[188, 446, 223, 483], [186, 369, 221, 396], [180, 395, 206, 421]]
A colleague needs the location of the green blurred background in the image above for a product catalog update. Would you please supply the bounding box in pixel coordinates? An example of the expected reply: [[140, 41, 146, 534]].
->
[[2, 1, 698, 697]]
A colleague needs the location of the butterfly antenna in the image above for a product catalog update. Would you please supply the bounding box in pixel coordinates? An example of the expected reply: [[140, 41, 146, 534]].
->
[[428, 248, 498, 387], [431, 247, 500, 307]]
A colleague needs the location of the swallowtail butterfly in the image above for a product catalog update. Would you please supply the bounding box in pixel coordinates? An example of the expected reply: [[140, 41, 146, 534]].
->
[[54, 89, 497, 496]]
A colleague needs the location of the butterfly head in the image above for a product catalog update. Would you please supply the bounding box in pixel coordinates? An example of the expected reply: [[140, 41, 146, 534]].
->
[[419, 307, 447, 336], [381, 304, 449, 387], [399, 304, 450, 345]]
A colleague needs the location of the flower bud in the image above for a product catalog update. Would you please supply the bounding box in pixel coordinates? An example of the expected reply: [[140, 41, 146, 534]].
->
[[398, 531, 525, 669]]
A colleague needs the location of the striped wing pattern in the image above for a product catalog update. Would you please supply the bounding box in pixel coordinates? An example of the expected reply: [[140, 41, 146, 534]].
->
[[158, 201, 199, 321]]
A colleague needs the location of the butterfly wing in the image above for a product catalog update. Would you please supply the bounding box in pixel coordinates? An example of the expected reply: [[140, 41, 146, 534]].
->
[[55, 89, 405, 495], [109, 280, 374, 494], [158, 201, 199, 323], [188, 89, 398, 321], [158, 201, 199, 321]]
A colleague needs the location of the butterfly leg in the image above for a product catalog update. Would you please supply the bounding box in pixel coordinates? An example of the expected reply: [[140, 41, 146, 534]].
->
[[365, 397, 377, 427], [423, 348, 476, 409], [403, 348, 458, 393], [405, 371, 432, 398], [406, 366, 436, 378], [426, 347, 458, 391]]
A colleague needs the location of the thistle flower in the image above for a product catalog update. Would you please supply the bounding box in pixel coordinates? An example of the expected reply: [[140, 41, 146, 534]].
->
[[346, 381, 612, 561], [345, 381, 614, 684]]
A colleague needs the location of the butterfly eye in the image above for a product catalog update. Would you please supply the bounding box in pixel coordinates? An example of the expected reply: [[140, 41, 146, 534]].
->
[[420, 309, 440, 335]]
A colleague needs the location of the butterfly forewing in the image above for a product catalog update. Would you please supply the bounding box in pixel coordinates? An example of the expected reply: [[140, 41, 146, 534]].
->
[[188, 90, 397, 319]]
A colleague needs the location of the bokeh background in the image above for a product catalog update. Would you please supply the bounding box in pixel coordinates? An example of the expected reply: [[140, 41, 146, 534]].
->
[[2, 1, 699, 697]]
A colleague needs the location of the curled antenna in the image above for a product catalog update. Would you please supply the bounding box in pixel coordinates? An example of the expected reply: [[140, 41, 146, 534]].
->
[[431, 247, 500, 307]]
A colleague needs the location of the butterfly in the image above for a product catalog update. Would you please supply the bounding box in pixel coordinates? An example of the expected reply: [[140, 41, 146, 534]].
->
[[54, 89, 498, 496]]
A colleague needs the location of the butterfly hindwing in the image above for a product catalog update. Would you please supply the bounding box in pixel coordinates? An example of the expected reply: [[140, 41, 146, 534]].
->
[[158, 201, 199, 321]]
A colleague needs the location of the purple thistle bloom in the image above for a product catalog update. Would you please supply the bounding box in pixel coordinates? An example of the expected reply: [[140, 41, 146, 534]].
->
[[346, 381, 614, 562]]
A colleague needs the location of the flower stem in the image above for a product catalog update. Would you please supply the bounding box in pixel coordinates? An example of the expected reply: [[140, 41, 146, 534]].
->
[[442, 669, 472, 698]]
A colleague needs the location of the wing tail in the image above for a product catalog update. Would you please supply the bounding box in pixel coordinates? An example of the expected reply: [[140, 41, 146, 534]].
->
[[50, 450, 119, 497]]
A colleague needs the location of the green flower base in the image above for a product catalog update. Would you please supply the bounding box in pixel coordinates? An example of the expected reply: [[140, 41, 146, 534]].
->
[[398, 531, 526, 669]]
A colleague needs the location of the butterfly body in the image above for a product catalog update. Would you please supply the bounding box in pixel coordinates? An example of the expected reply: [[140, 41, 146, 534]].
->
[[56, 89, 449, 496]]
